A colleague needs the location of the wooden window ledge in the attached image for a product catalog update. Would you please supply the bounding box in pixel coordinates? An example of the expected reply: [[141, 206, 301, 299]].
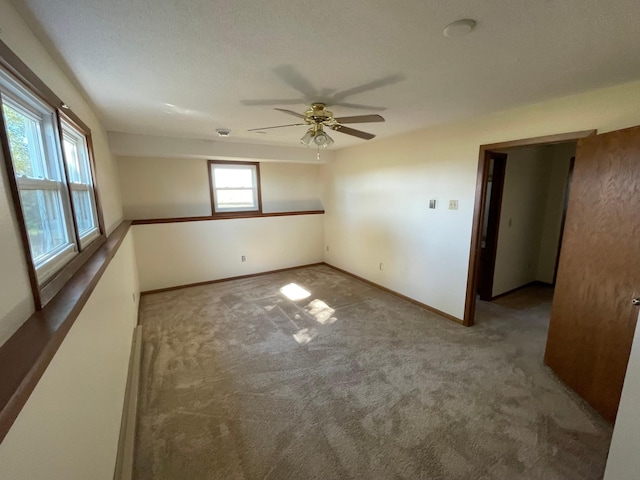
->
[[131, 210, 324, 225], [0, 221, 131, 443]]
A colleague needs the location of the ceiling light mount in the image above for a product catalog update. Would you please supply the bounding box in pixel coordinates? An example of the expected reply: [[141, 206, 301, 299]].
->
[[216, 128, 231, 137], [443, 19, 477, 38]]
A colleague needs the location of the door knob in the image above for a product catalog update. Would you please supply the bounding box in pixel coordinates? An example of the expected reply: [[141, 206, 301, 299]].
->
[[633, 297, 640, 306]]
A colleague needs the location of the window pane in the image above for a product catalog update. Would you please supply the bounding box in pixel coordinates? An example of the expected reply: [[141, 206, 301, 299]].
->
[[20, 189, 69, 261], [216, 189, 255, 208], [72, 190, 95, 235], [2, 102, 47, 178], [63, 137, 82, 183], [214, 168, 253, 188]]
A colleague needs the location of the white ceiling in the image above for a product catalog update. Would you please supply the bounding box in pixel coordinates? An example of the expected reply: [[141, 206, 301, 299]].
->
[[10, 0, 640, 149]]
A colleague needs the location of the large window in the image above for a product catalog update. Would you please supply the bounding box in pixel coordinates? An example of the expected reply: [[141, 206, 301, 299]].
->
[[0, 65, 102, 305], [208, 160, 262, 214]]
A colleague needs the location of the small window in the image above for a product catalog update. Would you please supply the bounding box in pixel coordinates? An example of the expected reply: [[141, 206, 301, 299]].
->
[[0, 65, 102, 300], [61, 119, 99, 247], [208, 160, 262, 214]]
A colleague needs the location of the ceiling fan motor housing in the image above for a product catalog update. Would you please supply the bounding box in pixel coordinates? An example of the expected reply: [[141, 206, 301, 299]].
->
[[306, 103, 334, 125]]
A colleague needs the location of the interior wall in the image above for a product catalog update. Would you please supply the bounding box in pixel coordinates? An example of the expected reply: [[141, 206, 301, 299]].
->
[[134, 215, 324, 291], [0, 0, 125, 344], [260, 162, 322, 213], [323, 80, 640, 320], [536, 142, 575, 282], [0, 231, 140, 480], [117, 156, 322, 219], [492, 145, 550, 296], [604, 310, 640, 480], [491, 143, 572, 296]]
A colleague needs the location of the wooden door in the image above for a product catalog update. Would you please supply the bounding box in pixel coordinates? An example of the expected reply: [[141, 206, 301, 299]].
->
[[544, 125, 640, 423]]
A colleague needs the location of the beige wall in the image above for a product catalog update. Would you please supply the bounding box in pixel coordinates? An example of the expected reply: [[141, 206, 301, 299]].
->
[[0, 231, 139, 480], [134, 214, 324, 291], [536, 143, 575, 283], [324, 80, 640, 320], [118, 156, 322, 219], [118, 157, 210, 218], [492, 143, 572, 296], [605, 310, 640, 480], [260, 162, 322, 213], [493, 145, 548, 295]]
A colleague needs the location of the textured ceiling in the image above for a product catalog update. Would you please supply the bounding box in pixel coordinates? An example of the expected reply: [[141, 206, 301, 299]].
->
[[10, 0, 640, 148]]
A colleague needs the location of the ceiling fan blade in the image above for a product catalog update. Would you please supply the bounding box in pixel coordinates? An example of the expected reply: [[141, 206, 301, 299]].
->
[[334, 114, 385, 124], [242, 98, 305, 106], [331, 74, 405, 101], [331, 125, 376, 140], [275, 108, 306, 119], [331, 102, 387, 112], [248, 123, 306, 132], [273, 65, 317, 99]]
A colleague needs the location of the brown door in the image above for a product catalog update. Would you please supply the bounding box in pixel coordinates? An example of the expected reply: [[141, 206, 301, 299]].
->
[[544, 125, 640, 423]]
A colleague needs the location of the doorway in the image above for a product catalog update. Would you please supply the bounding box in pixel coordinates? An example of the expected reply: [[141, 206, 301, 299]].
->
[[464, 130, 596, 326], [476, 143, 575, 302]]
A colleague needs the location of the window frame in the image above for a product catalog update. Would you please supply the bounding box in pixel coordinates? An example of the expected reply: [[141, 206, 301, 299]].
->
[[207, 160, 263, 216], [0, 40, 105, 309], [60, 116, 101, 248]]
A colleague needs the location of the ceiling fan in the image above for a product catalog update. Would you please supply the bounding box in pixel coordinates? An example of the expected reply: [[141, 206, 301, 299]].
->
[[248, 103, 385, 148]]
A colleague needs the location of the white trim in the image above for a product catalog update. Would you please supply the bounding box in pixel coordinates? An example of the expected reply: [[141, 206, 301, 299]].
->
[[79, 227, 100, 249], [36, 243, 77, 284], [211, 163, 259, 213], [113, 326, 142, 480]]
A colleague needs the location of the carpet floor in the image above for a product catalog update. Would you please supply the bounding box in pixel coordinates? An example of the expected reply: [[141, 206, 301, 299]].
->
[[134, 264, 612, 479]]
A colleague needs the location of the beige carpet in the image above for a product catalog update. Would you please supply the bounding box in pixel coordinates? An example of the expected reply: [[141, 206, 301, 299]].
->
[[134, 264, 612, 479]]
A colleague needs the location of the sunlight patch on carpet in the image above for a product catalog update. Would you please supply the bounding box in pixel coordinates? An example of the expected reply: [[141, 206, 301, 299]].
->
[[280, 283, 312, 301]]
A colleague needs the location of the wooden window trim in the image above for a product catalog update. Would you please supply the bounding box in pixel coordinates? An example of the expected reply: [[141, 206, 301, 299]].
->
[[0, 39, 106, 309], [0, 220, 131, 443], [131, 209, 325, 225], [207, 160, 263, 216]]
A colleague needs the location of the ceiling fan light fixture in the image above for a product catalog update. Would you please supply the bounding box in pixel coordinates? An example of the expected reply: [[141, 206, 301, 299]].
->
[[300, 129, 314, 146], [313, 130, 334, 148]]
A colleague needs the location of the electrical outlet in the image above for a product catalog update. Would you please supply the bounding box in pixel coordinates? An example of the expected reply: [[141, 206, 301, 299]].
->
[[241, 255, 246, 262], [449, 200, 459, 210]]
